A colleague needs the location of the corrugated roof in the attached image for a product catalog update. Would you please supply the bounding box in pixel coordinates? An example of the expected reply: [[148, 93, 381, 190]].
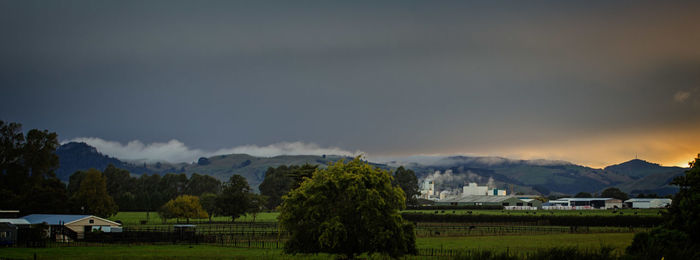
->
[[21, 214, 91, 225], [0, 218, 30, 225], [558, 198, 615, 202], [624, 198, 672, 203], [439, 195, 518, 203]]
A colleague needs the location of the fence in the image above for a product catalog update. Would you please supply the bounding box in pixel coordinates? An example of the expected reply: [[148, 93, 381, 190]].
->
[[84, 228, 286, 245], [402, 213, 664, 227], [415, 225, 573, 237], [123, 223, 285, 237]]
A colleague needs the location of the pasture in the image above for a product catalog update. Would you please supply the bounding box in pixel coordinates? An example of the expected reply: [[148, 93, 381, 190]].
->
[[110, 209, 665, 227], [109, 212, 280, 226], [2, 210, 646, 259], [416, 233, 635, 252], [0, 233, 636, 259]]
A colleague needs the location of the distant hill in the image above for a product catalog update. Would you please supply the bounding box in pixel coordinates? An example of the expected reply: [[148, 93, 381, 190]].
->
[[401, 156, 686, 196], [604, 159, 680, 179], [55, 142, 379, 191], [55, 142, 687, 195], [175, 153, 365, 191], [605, 159, 685, 195], [55, 142, 151, 180]]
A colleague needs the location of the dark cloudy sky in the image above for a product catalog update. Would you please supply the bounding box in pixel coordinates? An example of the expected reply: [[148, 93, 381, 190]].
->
[[2, 1, 699, 167]]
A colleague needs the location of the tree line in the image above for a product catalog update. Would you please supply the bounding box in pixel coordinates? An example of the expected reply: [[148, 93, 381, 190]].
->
[[0, 121, 265, 220], [1, 121, 67, 214], [67, 165, 268, 221]]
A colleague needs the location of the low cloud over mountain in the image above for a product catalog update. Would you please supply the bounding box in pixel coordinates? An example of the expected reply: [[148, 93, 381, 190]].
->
[[65, 137, 362, 163]]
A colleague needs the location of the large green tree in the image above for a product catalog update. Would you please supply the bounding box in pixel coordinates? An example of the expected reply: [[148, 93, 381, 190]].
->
[[259, 164, 317, 210], [287, 164, 318, 190], [135, 173, 164, 221], [574, 192, 592, 198], [601, 187, 629, 201], [185, 173, 221, 196], [666, 154, 700, 243], [160, 173, 188, 199], [69, 169, 118, 218], [626, 154, 700, 259], [199, 192, 218, 222], [160, 195, 208, 224], [392, 166, 420, 206], [247, 193, 268, 222], [279, 157, 417, 258], [103, 164, 138, 211], [216, 174, 252, 221], [0, 121, 68, 213], [259, 166, 293, 210]]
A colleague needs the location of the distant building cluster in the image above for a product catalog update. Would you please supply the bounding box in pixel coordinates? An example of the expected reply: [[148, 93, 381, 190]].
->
[[420, 181, 508, 200], [543, 198, 671, 209], [418, 179, 672, 210]]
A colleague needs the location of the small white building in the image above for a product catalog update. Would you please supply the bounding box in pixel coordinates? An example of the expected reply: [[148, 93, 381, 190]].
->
[[624, 198, 672, 209]]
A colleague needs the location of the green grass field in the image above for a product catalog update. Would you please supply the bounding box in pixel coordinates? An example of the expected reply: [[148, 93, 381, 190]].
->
[[416, 233, 635, 252], [0, 244, 292, 260], [0, 233, 636, 259], [109, 212, 281, 226], [111, 209, 664, 227]]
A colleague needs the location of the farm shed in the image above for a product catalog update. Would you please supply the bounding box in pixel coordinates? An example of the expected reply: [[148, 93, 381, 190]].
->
[[624, 198, 672, 209], [543, 198, 620, 209], [0, 218, 30, 226], [22, 214, 121, 240], [519, 199, 543, 209], [0, 223, 17, 246], [604, 199, 623, 209], [0, 210, 21, 218], [436, 195, 540, 209]]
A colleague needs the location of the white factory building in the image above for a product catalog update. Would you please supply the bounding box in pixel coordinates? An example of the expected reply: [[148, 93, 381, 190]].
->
[[419, 180, 438, 199], [463, 182, 507, 196], [543, 198, 622, 210], [420, 180, 507, 200], [624, 198, 672, 209]]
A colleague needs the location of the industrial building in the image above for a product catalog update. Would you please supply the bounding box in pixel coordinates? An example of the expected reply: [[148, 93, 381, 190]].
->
[[624, 198, 672, 209], [419, 180, 438, 199], [462, 182, 507, 196], [462, 183, 488, 195], [543, 198, 622, 209], [420, 180, 508, 200], [436, 195, 542, 209]]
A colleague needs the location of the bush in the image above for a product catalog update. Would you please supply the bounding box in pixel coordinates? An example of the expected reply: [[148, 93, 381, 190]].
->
[[625, 228, 699, 260]]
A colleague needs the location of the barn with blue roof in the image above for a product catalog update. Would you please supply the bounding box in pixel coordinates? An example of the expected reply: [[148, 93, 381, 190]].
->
[[21, 214, 121, 240]]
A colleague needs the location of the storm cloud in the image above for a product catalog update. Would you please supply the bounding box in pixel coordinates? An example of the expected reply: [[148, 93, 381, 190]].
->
[[2, 1, 699, 167]]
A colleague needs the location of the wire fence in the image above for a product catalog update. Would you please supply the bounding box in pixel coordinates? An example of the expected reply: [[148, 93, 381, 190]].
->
[[414, 223, 646, 237]]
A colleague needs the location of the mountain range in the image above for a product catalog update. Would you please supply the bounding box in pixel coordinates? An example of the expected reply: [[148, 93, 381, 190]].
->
[[55, 142, 687, 195]]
